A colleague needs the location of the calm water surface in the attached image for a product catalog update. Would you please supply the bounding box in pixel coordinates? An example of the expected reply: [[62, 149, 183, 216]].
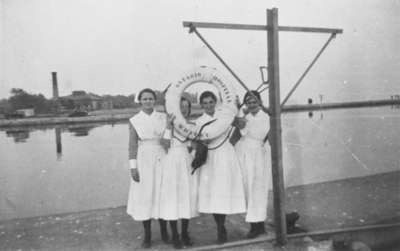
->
[[0, 122, 130, 221], [0, 107, 399, 221]]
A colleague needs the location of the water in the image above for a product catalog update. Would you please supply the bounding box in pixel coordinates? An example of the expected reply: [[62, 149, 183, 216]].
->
[[281, 107, 400, 231], [0, 122, 130, 221], [0, 107, 399, 223], [282, 107, 400, 186]]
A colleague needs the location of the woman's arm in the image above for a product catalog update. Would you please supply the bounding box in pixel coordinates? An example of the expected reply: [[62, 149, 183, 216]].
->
[[261, 106, 271, 116], [129, 123, 138, 159], [129, 123, 140, 182], [160, 134, 171, 152], [160, 114, 175, 152]]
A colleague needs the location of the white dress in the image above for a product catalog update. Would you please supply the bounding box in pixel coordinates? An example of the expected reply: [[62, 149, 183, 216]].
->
[[196, 112, 246, 214], [159, 133, 199, 220], [126, 110, 166, 221], [235, 110, 271, 222]]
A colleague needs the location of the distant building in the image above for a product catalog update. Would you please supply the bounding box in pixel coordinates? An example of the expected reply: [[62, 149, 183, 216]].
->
[[16, 108, 35, 117], [0, 100, 9, 118], [0, 106, 5, 119], [60, 91, 102, 111], [99, 98, 114, 110]]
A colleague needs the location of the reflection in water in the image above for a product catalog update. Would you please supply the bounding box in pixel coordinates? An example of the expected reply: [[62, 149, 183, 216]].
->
[[5, 130, 30, 143], [55, 127, 62, 160], [2, 122, 120, 159], [67, 125, 95, 137], [0, 121, 129, 221]]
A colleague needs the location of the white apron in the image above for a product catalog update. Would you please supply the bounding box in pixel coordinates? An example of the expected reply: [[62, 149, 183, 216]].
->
[[235, 109, 271, 222], [126, 110, 166, 221], [159, 134, 199, 220], [196, 113, 246, 214]]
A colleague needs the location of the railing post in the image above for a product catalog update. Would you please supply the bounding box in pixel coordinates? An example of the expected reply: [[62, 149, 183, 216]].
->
[[267, 8, 287, 245]]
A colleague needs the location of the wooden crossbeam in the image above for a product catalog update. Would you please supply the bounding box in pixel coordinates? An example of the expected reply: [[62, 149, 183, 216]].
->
[[183, 21, 343, 34]]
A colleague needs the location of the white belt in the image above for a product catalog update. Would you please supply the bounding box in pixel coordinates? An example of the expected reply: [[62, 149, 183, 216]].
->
[[138, 139, 160, 146], [241, 136, 264, 146]]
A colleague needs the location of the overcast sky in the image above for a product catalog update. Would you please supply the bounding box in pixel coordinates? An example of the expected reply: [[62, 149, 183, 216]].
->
[[1, 0, 400, 104]]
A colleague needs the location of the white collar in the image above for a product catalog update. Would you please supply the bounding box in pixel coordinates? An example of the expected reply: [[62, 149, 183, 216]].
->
[[141, 109, 156, 117], [202, 112, 214, 119]]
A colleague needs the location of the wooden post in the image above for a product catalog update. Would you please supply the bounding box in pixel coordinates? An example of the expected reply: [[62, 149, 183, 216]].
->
[[267, 8, 287, 245]]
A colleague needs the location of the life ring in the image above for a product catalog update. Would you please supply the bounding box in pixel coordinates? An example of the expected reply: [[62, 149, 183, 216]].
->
[[165, 66, 238, 140]]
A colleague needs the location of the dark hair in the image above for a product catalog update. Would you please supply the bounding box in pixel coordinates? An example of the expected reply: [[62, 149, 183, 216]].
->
[[199, 91, 217, 103], [180, 97, 192, 116], [243, 90, 261, 104], [138, 88, 156, 101]]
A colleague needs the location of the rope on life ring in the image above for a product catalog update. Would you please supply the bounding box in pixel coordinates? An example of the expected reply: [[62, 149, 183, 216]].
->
[[165, 66, 238, 141]]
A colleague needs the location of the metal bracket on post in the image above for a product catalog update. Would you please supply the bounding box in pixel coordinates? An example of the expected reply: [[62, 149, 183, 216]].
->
[[186, 23, 266, 109], [281, 33, 336, 106], [259, 66, 268, 84], [256, 66, 269, 93]]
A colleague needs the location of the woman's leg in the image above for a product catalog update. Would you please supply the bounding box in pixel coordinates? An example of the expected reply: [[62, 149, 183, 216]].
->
[[142, 220, 152, 248], [213, 214, 227, 244], [181, 219, 193, 246], [169, 220, 182, 249], [159, 219, 169, 243], [258, 221, 266, 234]]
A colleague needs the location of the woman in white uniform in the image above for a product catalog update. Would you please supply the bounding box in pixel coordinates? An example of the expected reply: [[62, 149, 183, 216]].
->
[[235, 90, 271, 238], [195, 91, 246, 244], [159, 97, 199, 249], [127, 88, 169, 248]]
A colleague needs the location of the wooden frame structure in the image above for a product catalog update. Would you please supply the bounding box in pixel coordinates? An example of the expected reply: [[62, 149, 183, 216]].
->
[[183, 8, 343, 245]]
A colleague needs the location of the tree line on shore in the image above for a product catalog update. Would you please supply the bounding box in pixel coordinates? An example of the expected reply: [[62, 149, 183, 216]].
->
[[0, 88, 198, 115]]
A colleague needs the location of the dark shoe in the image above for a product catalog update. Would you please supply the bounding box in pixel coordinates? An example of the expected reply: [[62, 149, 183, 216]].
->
[[216, 226, 227, 244], [181, 233, 194, 246], [246, 223, 258, 239], [171, 235, 183, 249], [246, 230, 259, 239], [141, 239, 151, 249]]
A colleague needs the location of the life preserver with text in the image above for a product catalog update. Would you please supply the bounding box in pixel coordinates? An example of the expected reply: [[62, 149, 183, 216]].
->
[[165, 66, 238, 140]]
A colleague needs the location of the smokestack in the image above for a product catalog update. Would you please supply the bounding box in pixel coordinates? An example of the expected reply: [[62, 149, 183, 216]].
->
[[52, 72, 59, 99]]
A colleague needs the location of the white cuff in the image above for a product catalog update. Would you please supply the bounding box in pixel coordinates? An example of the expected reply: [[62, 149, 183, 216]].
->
[[129, 159, 137, 169], [163, 129, 172, 139]]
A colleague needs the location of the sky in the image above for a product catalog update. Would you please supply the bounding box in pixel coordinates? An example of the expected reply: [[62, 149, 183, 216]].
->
[[1, 0, 400, 104]]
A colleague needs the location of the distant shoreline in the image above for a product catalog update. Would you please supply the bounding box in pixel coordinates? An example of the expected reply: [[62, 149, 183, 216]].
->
[[0, 109, 138, 128], [0, 114, 132, 128], [0, 106, 204, 128]]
